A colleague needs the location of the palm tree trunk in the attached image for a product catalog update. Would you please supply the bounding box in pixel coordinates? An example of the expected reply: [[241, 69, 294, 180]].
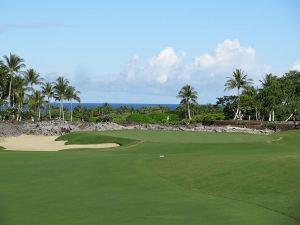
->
[[238, 109, 243, 120], [17, 102, 21, 121], [59, 99, 62, 119], [12, 92, 15, 108], [255, 108, 258, 121], [20, 101, 23, 121], [234, 106, 239, 120], [187, 101, 191, 120], [285, 113, 293, 122], [38, 106, 41, 121], [233, 88, 240, 120], [234, 88, 240, 120], [8, 73, 13, 107], [62, 100, 65, 121], [48, 97, 51, 119], [70, 101, 73, 122]]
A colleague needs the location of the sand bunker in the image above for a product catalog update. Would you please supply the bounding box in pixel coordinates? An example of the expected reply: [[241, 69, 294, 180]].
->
[[0, 135, 119, 151]]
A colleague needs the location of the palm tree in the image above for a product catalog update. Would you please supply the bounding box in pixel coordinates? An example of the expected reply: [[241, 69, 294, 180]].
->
[[12, 76, 27, 121], [24, 69, 44, 93], [260, 73, 280, 122], [2, 53, 25, 107], [65, 86, 81, 122], [42, 82, 54, 119], [177, 84, 198, 120], [31, 90, 45, 121], [240, 86, 260, 121], [0, 63, 8, 101], [53, 76, 69, 120], [225, 69, 253, 120]]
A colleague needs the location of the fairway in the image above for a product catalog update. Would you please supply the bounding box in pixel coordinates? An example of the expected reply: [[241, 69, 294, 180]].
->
[[0, 130, 300, 225]]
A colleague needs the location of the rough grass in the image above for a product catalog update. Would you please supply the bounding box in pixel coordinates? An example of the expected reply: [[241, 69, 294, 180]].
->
[[0, 130, 299, 225]]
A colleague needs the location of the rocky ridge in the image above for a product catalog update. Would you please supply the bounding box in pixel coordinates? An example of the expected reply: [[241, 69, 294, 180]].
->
[[0, 121, 274, 137]]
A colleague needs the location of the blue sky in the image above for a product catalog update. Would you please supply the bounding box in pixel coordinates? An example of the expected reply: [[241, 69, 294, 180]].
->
[[1, 0, 299, 103]]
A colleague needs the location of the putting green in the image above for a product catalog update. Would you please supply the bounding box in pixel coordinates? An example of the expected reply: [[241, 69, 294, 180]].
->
[[0, 130, 299, 225]]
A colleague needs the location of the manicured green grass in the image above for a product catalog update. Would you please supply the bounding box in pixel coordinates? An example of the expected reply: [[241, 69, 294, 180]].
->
[[101, 129, 274, 143], [0, 130, 299, 225], [56, 131, 138, 146]]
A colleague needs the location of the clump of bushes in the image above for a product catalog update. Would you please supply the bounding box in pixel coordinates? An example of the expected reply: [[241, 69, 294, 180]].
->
[[111, 114, 128, 124], [193, 113, 225, 122], [96, 115, 112, 122], [126, 113, 179, 123], [180, 118, 191, 125], [265, 122, 279, 131]]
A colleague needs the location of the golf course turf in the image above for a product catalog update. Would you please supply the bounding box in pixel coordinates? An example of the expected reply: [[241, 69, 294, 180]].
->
[[0, 130, 299, 225]]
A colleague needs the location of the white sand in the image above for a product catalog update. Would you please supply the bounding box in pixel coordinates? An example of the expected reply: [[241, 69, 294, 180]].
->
[[0, 135, 119, 151]]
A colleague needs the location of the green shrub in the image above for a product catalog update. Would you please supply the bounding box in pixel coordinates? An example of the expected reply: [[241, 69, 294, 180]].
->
[[96, 115, 111, 122], [20, 110, 35, 120], [126, 113, 179, 123], [126, 113, 152, 123], [265, 122, 278, 131], [180, 118, 191, 125], [193, 113, 225, 122], [111, 114, 128, 124], [148, 113, 179, 123]]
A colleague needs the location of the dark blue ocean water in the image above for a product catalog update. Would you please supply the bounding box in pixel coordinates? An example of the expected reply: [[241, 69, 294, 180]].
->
[[52, 103, 179, 111]]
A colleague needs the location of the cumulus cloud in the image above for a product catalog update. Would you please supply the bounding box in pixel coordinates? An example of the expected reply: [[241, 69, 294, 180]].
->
[[58, 39, 271, 103], [190, 39, 270, 79], [124, 55, 140, 81], [124, 47, 184, 84], [119, 39, 272, 102], [292, 61, 300, 71], [147, 47, 183, 83], [124, 40, 270, 86]]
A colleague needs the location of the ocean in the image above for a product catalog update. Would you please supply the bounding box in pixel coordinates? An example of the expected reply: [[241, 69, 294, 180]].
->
[[51, 103, 179, 111]]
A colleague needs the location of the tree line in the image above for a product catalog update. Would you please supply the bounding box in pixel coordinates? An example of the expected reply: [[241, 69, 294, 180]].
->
[[177, 69, 300, 122], [0, 53, 299, 123], [0, 53, 80, 121]]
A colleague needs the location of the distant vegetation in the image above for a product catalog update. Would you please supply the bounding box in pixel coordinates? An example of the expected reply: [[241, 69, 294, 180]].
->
[[0, 53, 80, 121], [0, 53, 299, 124], [218, 69, 300, 122]]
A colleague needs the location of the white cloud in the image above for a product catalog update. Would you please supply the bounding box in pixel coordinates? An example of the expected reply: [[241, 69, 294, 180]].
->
[[124, 55, 140, 81], [124, 39, 270, 86], [65, 39, 273, 103], [190, 39, 270, 78], [292, 61, 300, 71], [124, 47, 183, 84], [147, 47, 182, 83]]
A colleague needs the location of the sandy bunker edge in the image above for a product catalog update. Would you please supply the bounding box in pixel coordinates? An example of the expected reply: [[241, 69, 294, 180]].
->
[[0, 135, 120, 151]]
